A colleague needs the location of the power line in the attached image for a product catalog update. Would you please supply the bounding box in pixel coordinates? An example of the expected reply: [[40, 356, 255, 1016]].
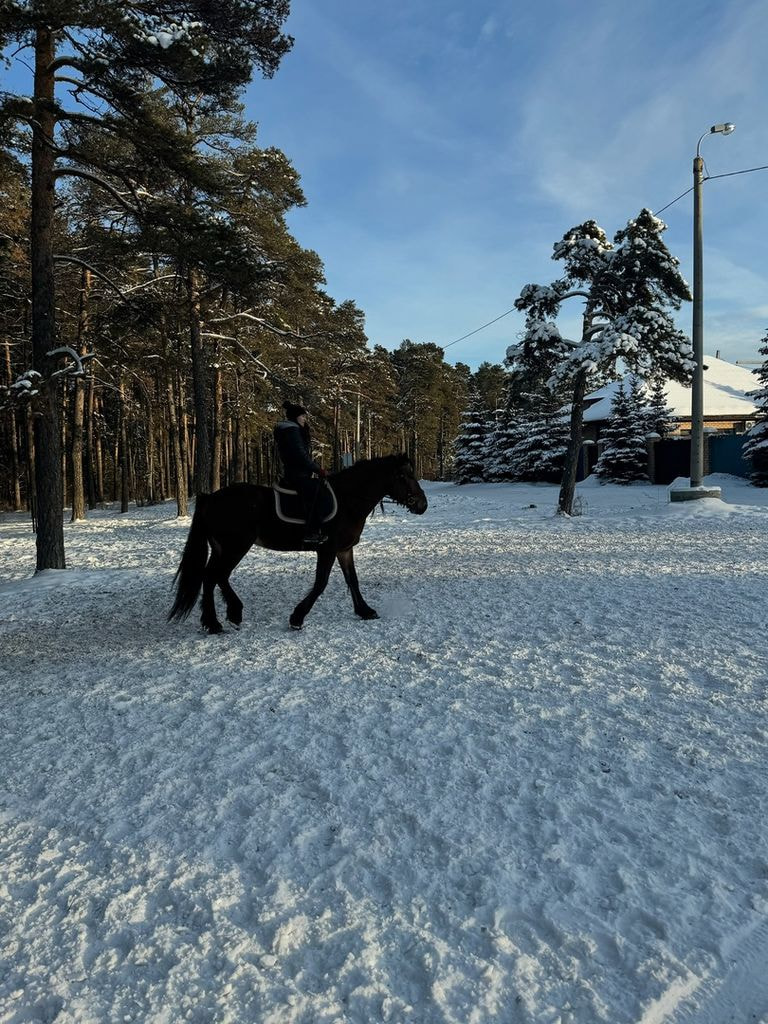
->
[[654, 163, 768, 215], [442, 306, 518, 348], [654, 186, 693, 216], [706, 163, 768, 181]]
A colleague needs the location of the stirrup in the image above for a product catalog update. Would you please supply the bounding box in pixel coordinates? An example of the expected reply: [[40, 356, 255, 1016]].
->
[[303, 531, 326, 545]]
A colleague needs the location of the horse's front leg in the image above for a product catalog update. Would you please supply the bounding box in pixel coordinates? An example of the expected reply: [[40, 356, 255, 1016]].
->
[[337, 548, 379, 621], [289, 547, 336, 630]]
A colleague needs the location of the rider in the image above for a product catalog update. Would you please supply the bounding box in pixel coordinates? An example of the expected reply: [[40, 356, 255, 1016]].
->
[[274, 401, 327, 545]]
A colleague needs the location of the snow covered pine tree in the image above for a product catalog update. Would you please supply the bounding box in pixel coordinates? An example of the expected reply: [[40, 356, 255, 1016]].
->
[[508, 210, 693, 513], [453, 390, 493, 483], [594, 378, 650, 483]]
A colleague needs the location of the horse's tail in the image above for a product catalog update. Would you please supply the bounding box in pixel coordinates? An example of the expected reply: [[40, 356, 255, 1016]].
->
[[168, 494, 210, 622]]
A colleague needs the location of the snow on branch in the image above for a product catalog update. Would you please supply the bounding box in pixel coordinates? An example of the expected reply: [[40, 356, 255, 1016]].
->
[[47, 346, 94, 379]]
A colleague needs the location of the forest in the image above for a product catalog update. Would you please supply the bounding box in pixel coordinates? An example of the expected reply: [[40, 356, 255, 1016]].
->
[[1, 1, 728, 569], [0, 2, 507, 571]]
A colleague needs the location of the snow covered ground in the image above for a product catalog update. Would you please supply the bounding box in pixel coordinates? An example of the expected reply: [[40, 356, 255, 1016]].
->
[[1, 475, 767, 1024]]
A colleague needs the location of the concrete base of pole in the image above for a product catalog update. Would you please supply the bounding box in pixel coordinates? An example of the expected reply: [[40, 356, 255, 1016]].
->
[[669, 485, 722, 502]]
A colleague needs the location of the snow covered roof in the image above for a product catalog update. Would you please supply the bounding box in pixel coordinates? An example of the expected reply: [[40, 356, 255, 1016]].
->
[[583, 355, 759, 422]]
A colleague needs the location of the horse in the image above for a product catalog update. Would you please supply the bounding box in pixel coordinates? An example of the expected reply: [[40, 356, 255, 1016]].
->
[[168, 453, 428, 633]]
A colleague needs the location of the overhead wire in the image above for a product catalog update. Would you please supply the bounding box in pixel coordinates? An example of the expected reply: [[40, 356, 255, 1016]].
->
[[442, 307, 518, 349]]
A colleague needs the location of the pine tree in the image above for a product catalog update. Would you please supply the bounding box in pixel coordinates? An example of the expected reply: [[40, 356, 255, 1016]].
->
[[742, 329, 768, 486], [0, 0, 293, 568], [453, 389, 492, 483], [508, 209, 692, 513], [594, 379, 650, 483]]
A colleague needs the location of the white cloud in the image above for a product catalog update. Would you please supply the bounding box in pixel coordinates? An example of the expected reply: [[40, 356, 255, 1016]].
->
[[517, 0, 768, 222]]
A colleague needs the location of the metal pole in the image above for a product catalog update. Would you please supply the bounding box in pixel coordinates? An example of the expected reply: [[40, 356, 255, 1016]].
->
[[690, 153, 705, 487]]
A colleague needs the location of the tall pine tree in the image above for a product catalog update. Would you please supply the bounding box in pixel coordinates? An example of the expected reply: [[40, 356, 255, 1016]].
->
[[0, 0, 292, 568], [508, 210, 692, 513]]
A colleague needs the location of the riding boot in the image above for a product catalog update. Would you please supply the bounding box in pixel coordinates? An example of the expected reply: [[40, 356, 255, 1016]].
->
[[294, 476, 326, 544]]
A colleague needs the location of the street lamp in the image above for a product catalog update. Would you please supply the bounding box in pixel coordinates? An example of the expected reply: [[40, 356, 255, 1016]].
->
[[689, 122, 735, 490]]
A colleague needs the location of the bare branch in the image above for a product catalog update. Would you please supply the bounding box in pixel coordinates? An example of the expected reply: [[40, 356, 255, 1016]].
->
[[54, 167, 139, 216], [206, 310, 308, 339], [48, 56, 88, 74], [52, 255, 126, 298], [123, 275, 180, 294], [55, 75, 86, 90]]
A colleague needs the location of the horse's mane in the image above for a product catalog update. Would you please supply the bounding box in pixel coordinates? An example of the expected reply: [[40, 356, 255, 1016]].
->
[[330, 453, 409, 481]]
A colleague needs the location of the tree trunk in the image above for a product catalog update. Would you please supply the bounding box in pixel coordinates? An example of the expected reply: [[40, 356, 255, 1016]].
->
[[26, 406, 36, 528], [187, 269, 211, 493], [3, 338, 22, 509], [31, 27, 64, 569], [166, 373, 188, 517], [211, 356, 222, 491], [70, 268, 91, 522], [558, 366, 589, 516], [85, 366, 97, 508], [93, 393, 105, 505], [118, 373, 129, 513]]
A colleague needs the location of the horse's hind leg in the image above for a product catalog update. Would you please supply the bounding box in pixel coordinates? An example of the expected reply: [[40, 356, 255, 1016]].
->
[[289, 548, 336, 630], [219, 542, 252, 627], [337, 548, 379, 620], [200, 549, 224, 634]]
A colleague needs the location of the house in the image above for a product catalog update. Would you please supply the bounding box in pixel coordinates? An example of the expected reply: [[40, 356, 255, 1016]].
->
[[580, 355, 759, 481]]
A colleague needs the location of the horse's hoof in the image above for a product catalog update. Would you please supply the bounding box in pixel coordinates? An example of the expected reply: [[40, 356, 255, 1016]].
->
[[289, 622, 303, 631], [205, 623, 224, 635], [358, 608, 380, 621]]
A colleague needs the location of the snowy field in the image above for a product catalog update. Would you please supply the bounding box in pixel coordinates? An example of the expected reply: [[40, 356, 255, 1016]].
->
[[1, 475, 767, 1024]]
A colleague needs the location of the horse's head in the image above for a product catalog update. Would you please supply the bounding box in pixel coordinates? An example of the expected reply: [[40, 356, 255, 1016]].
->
[[387, 455, 428, 515]]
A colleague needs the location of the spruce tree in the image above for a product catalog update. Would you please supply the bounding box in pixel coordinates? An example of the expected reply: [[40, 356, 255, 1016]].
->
[[453, 389, 492, 483], [594, 379, 649, 483], [742, 329, 768, 486], [508, 388, 570, 482], [485, 403, 524, 481], [644, 374, 676, 438]]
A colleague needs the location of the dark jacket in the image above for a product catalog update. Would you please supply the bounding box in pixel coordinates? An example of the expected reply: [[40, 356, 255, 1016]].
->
[[274, 420, 321, 481]]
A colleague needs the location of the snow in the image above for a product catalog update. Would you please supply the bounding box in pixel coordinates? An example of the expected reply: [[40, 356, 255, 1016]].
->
[[1, 477, 767, 1024], [584, 356, 758, 422]]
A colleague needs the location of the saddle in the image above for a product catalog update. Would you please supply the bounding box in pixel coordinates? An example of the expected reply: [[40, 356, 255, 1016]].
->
[[273, 479, 338, 526]]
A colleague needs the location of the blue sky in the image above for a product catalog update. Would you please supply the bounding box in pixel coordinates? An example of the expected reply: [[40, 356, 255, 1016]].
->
[[246, 0, 768, 370]]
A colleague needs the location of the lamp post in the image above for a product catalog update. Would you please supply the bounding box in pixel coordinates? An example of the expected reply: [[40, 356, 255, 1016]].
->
[[689, 122, 734, 488]]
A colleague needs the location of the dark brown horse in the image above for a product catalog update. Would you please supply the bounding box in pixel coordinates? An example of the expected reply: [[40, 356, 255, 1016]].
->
[[168, 454, 428, 633]]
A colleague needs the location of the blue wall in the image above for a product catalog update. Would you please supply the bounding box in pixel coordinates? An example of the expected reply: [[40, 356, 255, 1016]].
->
[[708, 434, 752, 478]]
